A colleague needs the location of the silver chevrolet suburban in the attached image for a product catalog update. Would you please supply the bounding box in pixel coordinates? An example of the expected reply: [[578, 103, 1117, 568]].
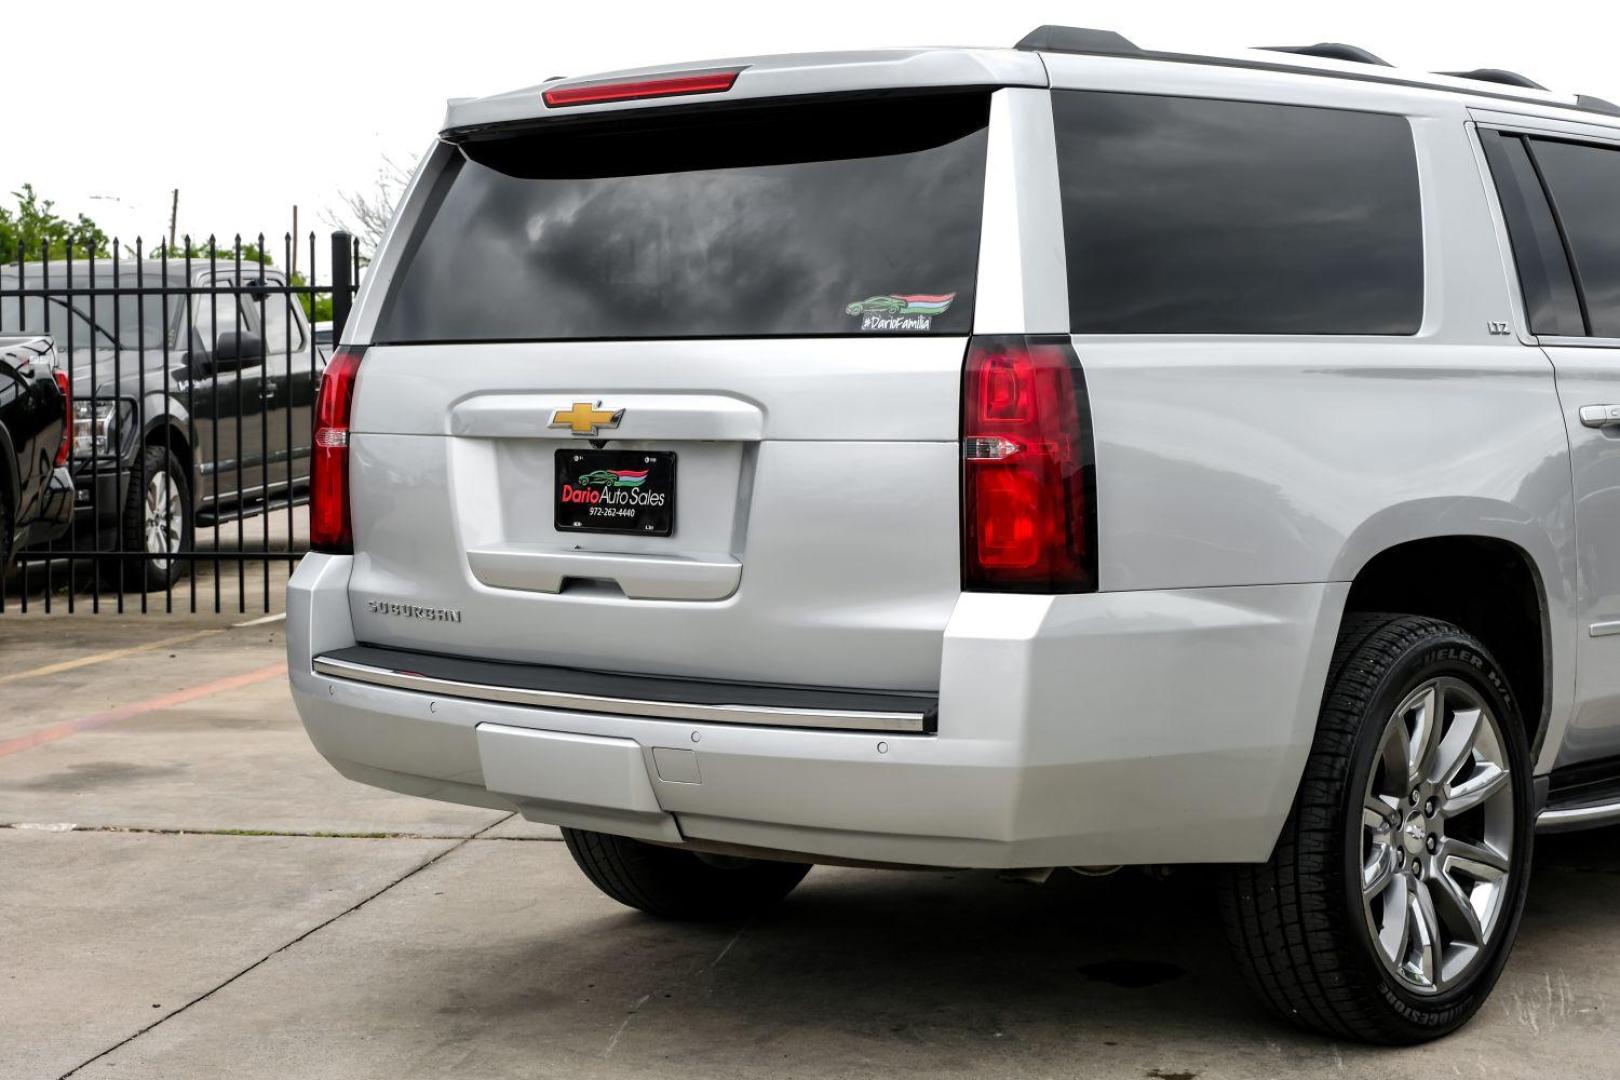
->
[[288, 26, 1620, 1042]]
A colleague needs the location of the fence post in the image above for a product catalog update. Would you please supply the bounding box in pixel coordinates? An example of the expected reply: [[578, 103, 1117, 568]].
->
[[331, 230, 354, 340]]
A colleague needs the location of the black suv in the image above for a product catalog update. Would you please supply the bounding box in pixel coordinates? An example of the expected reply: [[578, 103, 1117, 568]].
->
[[0, 262, 331, 588]]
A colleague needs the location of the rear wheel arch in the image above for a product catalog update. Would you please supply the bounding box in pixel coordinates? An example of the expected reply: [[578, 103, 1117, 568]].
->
[[1338, 535, 1550, 757]]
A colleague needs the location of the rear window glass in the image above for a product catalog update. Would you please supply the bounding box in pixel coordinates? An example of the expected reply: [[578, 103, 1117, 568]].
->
[[376, 94, 991, 342], [1481, 132, 1586, 337], [1530, 138, 1620, 338], [1053, 91, 1425, 335], [0, 291, 169, 349], [0, 297, 102, 347]]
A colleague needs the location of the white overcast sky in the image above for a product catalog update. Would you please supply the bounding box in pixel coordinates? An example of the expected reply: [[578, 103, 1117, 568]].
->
[[9, 0, 1620, 253]]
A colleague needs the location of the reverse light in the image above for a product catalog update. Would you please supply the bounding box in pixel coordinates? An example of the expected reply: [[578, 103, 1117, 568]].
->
[[542, 69, 743, 108], [310, 347, 366, 554], [961, 336, 1096, 592], [52, 370, 71, 467]]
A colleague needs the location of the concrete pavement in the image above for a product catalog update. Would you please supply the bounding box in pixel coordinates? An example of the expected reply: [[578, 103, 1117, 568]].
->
[[4, 614, 1620, 1078]]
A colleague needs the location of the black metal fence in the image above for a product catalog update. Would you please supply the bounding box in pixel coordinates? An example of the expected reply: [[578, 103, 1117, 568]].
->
[[0, 231, 360, 615]]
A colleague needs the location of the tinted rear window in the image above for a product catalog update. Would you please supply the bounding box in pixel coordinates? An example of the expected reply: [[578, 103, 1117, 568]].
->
[[1053, 91, 1425, 335], [376, 94, 990, 342], [1531, 138, 1620, 338], [1481, 132, 1586, 337]]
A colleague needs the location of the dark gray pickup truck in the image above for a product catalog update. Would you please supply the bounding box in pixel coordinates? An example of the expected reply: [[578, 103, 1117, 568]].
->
[[0, 261, 332, 587]]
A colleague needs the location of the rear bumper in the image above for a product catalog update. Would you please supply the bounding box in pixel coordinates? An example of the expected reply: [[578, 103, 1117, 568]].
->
[[18, 465, 76, 547], [288, 553, 1346, 869], [47, 464, 76, 522]]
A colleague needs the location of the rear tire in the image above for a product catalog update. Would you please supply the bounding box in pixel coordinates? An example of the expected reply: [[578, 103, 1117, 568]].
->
[[562, 828, 811, 920], [1219, 613, 1534, 1044]]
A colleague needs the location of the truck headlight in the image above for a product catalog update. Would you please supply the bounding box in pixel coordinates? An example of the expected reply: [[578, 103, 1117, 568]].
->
[[73, 400, 120, 458]]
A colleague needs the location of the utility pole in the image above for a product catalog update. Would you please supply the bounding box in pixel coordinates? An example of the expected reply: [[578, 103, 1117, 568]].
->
[[168, 188, 179, 251]]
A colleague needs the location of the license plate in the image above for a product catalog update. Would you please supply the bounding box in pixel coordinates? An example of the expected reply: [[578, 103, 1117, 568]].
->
[[555, 450, 676, 536]]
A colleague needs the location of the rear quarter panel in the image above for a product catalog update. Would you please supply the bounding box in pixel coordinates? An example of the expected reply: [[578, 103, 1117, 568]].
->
[[1045, 56, 1577, 772]]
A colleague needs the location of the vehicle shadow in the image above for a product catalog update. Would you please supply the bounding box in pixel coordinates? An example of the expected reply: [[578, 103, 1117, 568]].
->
[[431, 861, 1264, 1076], [413, 829, 1620, 1076]]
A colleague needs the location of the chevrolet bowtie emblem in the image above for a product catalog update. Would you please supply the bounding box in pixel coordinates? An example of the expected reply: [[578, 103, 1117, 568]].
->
[[550, 401, 624, 437]]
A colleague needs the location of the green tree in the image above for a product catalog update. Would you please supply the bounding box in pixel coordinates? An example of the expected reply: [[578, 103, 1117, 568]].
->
[[156, 237, 276, 265], [0, 184, 110, 263], [287, 272, 333, 322]]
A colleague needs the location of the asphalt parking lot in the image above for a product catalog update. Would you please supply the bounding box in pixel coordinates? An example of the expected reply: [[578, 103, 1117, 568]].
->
[[4, 614, 1619, 1079]]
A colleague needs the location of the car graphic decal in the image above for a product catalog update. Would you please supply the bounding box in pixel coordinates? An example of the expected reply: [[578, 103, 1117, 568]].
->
[[844, 292, 957, 318], [576, 468, 649, 488]]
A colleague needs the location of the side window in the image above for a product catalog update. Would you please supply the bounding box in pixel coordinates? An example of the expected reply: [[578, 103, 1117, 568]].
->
[[1052, 91, 1425, 335], [249, 285, 306, 356], [1529, 138, 1620, 339], [189, 288, 250, 351], [1481, 132, 1587, 337], [83, 292, 171, 350]]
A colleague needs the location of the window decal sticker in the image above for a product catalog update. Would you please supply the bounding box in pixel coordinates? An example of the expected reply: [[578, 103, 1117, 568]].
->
[[846, 293, 956, 332]]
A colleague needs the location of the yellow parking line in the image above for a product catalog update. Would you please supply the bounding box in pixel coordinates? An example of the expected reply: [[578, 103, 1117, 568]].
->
[[0, 629, 221, 687]]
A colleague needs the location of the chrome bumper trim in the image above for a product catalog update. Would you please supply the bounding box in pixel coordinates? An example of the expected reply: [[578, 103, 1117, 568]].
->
[[312, 655, 930, 734]]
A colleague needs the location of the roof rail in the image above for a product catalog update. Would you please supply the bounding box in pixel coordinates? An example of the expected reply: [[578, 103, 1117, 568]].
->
[[1437, 68, 1547, 91], [1011, 26, 1620, 123], [1014, 26, 1142, 57], [1577, 94, 1620, 117], [1259, 43, 1392, 67]]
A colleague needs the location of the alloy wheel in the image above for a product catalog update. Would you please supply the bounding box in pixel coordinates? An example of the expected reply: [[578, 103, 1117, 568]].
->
[[143, 469, 182, 572], [1360, 677, 1515, 994]]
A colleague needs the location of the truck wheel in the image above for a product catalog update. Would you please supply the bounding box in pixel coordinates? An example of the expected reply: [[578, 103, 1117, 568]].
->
[[109, 445, 193, 592], [1220, 613, 1534, 1043], [562, 828, 811, 920]]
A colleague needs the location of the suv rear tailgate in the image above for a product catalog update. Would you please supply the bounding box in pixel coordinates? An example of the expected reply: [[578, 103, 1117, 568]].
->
[[341, 90, 996, 694], [347, 337, 964, 691]]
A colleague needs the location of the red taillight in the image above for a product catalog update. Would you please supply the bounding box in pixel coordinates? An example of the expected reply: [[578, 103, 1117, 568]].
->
[[542, 68, 742, 108], [311, 347, 366, 554], [52, 369, 71, 467], [961, 336, 1096, 592]]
